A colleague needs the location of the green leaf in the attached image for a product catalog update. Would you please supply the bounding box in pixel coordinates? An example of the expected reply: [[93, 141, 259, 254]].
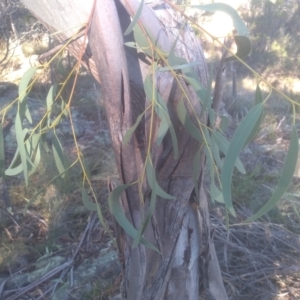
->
[[155, 92, 178, 158], [124, 42, 137, 48], [204, 146, 223, 203], [221, 104, 263, 216], [177, 100, 203, 142], [193, 147, 202, 198], [191, 4, 251, 62], [200, 62, 213, 118], [108, 183, 158, 252], [212, 138, 223, 169], [15, 113, 29, 186], [82, 186, 97, 211], [133, 189, 157, 248], [19, 67, 37, 123], [5, 163, 23, 176], [124, 0, 144, 36], [212, 131, 245, 174], [246, 126, 299, 222], [46, 85, 57, 127], [158, 61, 200, 72], [168, 37, 188, 67], [52, 134, 66, 178], [0, 124, 5, 177], [51, 114, 63, 128], [192, 3, 249, 35], [25, 133, 41, 176], [156, 115, 169, 145], [19, 66, 38, 103], [243, 84, 264, 147], [220, 115, 229, 132], [133, 24, 157, 59], [226, 36, 252, 62], [146, 159, 175, 200], [210, 183, 224, 203], [144, 74, 178, 158], [7, 148, 20, 169], [28, 142, 41, 177], [123, 112, 145, 145]]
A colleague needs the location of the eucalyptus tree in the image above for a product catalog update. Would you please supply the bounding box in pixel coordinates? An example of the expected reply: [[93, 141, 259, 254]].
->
[[15, 0, 297, 299]]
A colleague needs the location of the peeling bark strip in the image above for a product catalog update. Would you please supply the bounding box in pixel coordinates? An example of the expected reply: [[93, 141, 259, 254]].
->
[[20, 0, 228, 299]]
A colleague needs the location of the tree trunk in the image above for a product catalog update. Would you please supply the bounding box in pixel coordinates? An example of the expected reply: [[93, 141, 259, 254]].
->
[[21, 0, 227, 299]]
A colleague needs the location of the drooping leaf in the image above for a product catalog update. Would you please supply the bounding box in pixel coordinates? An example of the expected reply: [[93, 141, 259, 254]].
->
[[28, 143, 41, 177], [27, 133, 41, 177], [15, 113, 28, 186], [144, 74, 178, 158], [192, 4, 251, 62], [212, 138, 223, 169], [46, 85, 57, 127], [18, 67, 37, 123], [51, 114, 63, 128], [133, 188, 157, 248], [158, 61, 200, 72], [246, 126, 299, 222], [156, 115, 169, 145], [192, 3, 249, 35], [226, 35, 252, 62], [19, 66, 38, 103], [193, 147, 202, 198], [243, 84, 264, 147], [146, 159, 175, 200], [212, 131, 245, 174], [82, 186, 97, 211], [221, 104, 263, 216], [220, 115, 229, 132], [123, 112, 145, 145], [124, 0, 144, 36], [210, 183, 224, 203], [200, 61, 213, 118], [108, 183, 158, 251], [0, 124, 5, 177], [204, 146, 223, 203], [124, 42, 137, 48], [177, 100, 203, 142], [52, 134, 66, 178], [168, 36, 188, 67], [5, 163, 23, 176], [134, 23, 168, 60], [155, 90, 178, 158]]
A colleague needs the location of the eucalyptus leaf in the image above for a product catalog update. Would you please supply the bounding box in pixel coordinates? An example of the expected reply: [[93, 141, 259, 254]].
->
[[52, 134, 66, 178], [144, 74, 178, 158], [193, 147, 202, 198], [82, 186, 97, 211], [221, 104, 263, 217], [212, 131, 245, 174], [46, 85, 57, 127], [108, 183, 158, 252], [15, 113, 28, 186], [246, 126, 299, 221], [191, 3, 249, 35], [19, 66, 38, 103], [123, 112, 145, 145], [124, 0, 144, 36], [243, 84, 264, 147], [5, 163, 23, 176], [226, 35, 252, 62], [177, 100, 202, 142], [146, 159, 175, 200]]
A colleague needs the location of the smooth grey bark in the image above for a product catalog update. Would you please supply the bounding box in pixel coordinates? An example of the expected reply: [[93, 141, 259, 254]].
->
[[21, 0, 228, 299]]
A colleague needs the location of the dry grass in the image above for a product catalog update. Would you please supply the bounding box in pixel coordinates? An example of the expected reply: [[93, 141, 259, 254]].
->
[[212, 205, 300, 300]]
